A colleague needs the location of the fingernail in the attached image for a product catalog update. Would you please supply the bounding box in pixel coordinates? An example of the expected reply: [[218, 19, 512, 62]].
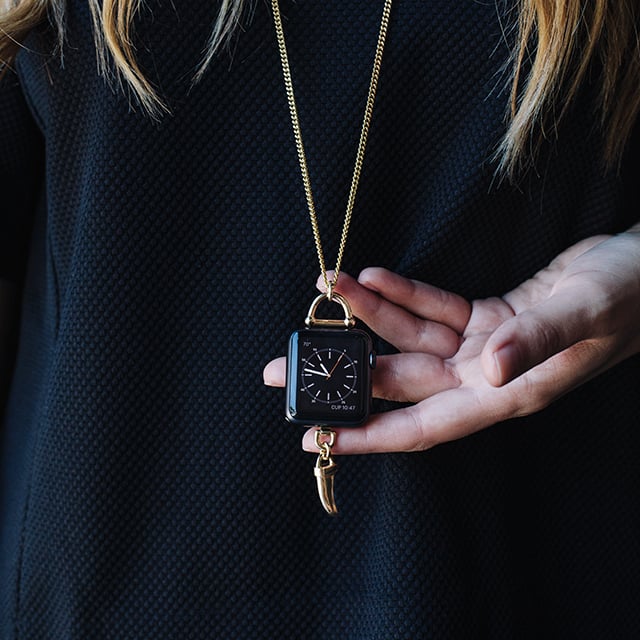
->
[[262, 369, 280, 386], [302, 430, 316, 452], [493, 343, 518, 384]]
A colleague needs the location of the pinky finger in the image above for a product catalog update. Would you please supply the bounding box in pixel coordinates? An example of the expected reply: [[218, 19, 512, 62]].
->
[[301, 387, 492, 455]]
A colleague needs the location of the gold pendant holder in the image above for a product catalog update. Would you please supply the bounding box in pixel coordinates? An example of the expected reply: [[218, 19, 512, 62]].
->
[[304, 293, 356, 514], [305, 291, 356, 329], [273, 0, 393, 516], [314, 428, 339, 515]]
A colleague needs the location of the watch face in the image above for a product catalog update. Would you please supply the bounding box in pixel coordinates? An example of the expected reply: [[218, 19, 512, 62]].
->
[[286, 328, 374, 427]]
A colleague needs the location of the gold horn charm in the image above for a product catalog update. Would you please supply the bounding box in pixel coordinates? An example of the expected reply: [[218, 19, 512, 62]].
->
[[314, 428, 339, 515]]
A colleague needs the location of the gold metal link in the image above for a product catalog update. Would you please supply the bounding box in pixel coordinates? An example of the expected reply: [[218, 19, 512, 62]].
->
[[314, 428, 339, 514], [271, 0, 394, 292], [305, 291, 356, 329], [314, 427, 336, 455]]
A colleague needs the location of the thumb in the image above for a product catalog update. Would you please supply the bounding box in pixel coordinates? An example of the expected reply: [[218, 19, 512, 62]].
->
[[481, 293, 599, 386]]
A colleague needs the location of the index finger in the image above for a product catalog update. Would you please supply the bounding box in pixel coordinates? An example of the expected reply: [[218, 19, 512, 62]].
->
[[321, 272, 461, 358], [357, 267, 471, 334]]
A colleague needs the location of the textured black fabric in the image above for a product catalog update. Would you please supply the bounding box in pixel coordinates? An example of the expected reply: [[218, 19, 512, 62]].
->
[[1, 1, 639, 638], [0, 77, 43, 283]]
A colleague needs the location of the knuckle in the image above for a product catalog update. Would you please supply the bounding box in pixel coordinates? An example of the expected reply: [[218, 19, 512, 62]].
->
[[512, 376, 553, 417], [532, 316, 564, 358], [375, 356, 405, 402], [386, 358, 405, 401], [410, 408, 437, 451]]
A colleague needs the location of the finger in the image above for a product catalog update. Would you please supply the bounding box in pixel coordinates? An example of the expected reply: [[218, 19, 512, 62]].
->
[[263, 356, 286, 387], [301, 386, 503, 454], [319, 272, 461, 358], [263, 350, 459, 403], [481, 289, 603, 386], [301, 326, 626, 456], [357, 267, 471, 334], [372, 353, 459, 403], [302, 340, 608, 455]]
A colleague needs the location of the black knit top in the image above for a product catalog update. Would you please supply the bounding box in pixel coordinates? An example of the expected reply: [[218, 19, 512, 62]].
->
[[1, 1, 639, 638]]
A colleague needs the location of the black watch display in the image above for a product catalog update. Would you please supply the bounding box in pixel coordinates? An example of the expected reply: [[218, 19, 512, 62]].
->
[[286, 327, 375, 427]]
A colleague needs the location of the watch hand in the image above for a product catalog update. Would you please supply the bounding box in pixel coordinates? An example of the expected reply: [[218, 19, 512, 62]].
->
[[318, 362, 330, 375], [326, 353, 345, 379], [304, 368, 329, 377]]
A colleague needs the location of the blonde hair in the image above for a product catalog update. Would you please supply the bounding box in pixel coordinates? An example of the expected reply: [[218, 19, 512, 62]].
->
[[1, 0, 639, 176]]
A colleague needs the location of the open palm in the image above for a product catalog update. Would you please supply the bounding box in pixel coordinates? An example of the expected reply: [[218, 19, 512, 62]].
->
[[264, 225, 640, 454]]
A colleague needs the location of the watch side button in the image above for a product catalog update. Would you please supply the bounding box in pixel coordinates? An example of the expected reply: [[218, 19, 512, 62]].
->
[[369, 351, 376, 369]]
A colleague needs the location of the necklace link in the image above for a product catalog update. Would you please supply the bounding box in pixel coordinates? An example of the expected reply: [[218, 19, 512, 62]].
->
[[272, 0, 394, 292]]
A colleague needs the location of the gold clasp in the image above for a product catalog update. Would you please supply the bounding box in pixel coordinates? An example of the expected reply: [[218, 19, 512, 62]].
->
[[326, 279, 335, 301], [314, 427, 336, 452], [305, 292, 355, 329]]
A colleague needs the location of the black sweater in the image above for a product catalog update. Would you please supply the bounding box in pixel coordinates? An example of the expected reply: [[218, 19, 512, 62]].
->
[[1, 1, 639, 637]]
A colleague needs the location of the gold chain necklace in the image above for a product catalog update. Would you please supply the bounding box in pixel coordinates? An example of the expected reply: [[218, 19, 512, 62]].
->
[[272, 0, 394, 297], [274, 0, 394, 515]]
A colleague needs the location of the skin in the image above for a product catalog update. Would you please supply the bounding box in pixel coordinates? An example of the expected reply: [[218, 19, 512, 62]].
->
[[263, 222, 640, 454]]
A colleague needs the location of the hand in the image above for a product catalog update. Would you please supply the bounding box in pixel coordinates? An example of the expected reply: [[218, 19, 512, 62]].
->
[[263, 224, 640, 454], [326, 352, 345, 379], [303, 367, 330, 377]]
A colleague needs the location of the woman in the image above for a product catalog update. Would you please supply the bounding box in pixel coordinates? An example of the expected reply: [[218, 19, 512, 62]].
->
[[1, 1, 639, 637]]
